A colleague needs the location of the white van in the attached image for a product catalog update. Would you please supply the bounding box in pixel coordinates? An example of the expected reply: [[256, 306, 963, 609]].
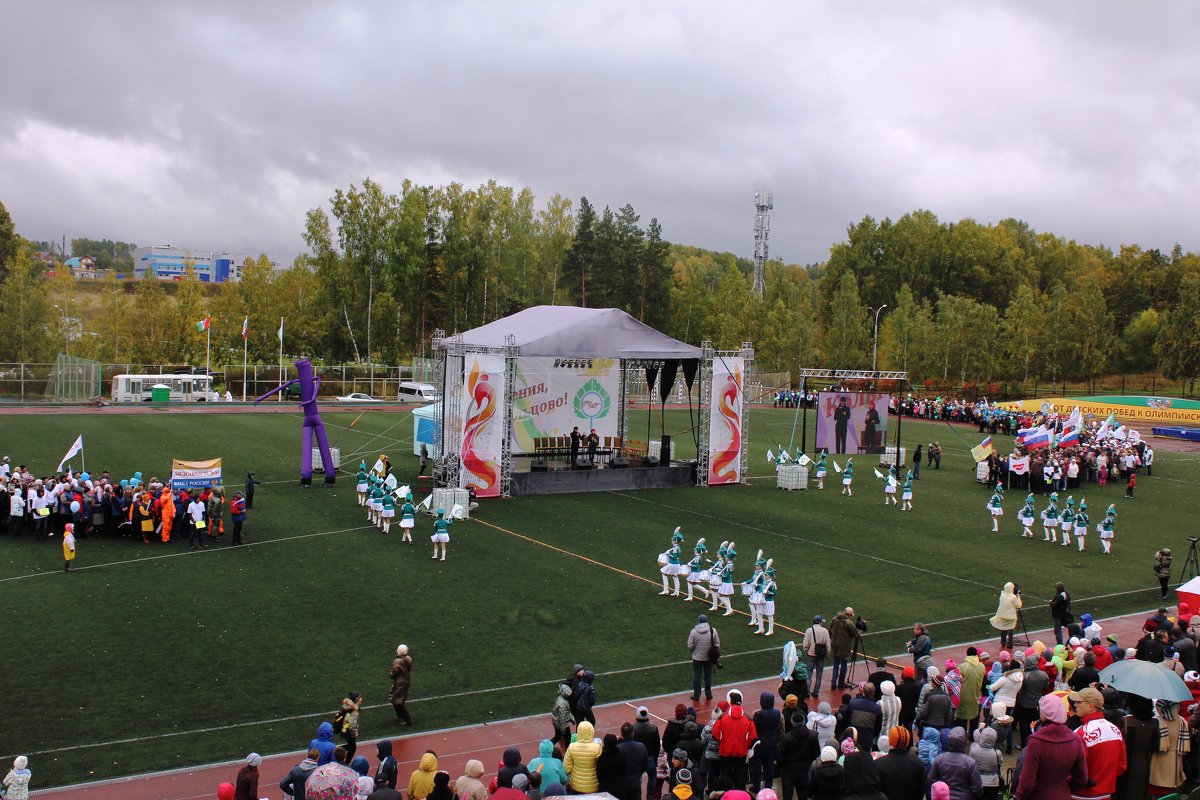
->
[[398, 381, 440, 403]]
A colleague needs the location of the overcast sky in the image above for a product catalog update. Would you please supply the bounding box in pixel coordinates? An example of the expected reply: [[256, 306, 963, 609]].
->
[[2, 1, 1197, 266]]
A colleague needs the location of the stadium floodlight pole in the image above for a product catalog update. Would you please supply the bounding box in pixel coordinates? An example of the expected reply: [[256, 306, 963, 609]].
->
[[871, 304, 888, 373]]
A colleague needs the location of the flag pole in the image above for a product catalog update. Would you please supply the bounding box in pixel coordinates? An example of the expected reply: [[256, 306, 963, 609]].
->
[[81, 437, 85, 473], [242, 320, 248, 403], [278, 317, 284, 403], [206, 322, 211, 381]]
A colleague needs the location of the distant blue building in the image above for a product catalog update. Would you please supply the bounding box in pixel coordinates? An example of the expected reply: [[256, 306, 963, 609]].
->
[[131, 246, 274, 283]]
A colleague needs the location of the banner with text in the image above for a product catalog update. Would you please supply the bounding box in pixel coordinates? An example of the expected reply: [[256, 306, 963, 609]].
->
[[459, 353, 506, 498], [171, 458, 223, 490], [815, 391, 890, 456], [707, 356, 744, 485], [510, 356, 620, 452]]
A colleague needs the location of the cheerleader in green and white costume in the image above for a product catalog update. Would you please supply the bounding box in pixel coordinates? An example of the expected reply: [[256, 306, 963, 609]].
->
[[1074, 501, 1089, 552], [1019, 494, 1036, 538], [658, 528, 685, 596], [707, 543, 728, 611], [718, 542, 737, 616], [399, 494, 416, 544], [841, 458, 854, 496], [884, 464, 899, 506], [756, 561, 777, 636], [1098, 512, 1116, 554], [380, 490, 395, 533], [815, 452, 828, 490], [1106, 503, 1118, 521], [369, 476, 386, 527], [1041, 492, 1060, 543], [987, 483, 1004, 531], [431, 507, 452, 560], [743, 550, 767, 628], [900, 471, 914, 511], [356, 461, 369, 506], [684, 538, 711, 602], [1059, 499, 1075, 549]]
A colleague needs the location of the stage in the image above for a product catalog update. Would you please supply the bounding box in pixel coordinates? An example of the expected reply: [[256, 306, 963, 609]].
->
[[510, 462, 696, 495]]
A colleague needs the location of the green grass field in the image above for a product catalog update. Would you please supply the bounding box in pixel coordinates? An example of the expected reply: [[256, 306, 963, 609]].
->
[[2, 406, 1198, 787]]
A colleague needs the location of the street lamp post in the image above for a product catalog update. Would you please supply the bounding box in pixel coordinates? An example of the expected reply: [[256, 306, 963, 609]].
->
[[54, 304, 70, 357], [871, 304, 888, 372]]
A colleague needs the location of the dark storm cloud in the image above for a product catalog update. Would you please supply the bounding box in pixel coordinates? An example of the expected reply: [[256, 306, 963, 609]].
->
[[1, 1, 1198, 265]]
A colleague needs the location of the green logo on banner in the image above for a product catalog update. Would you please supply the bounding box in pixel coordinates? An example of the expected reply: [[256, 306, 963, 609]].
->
[[574, 379, 611, 428]]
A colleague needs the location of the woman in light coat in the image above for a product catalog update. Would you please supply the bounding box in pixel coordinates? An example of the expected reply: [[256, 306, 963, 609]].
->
[[989, 582, 1022, 650]]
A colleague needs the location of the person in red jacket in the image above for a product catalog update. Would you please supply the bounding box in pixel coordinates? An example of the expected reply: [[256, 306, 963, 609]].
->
[[1068, 687, 1125, 800], [712, 691, 755, 790]]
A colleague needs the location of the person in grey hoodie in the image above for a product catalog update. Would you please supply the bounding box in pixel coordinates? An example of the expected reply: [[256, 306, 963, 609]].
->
[[1014, 655, 1048, 749], [926, 728, 982, 800], [687, 614, 720, 701], [280, 748, 320, 800], [968, 727, 1003, 799]]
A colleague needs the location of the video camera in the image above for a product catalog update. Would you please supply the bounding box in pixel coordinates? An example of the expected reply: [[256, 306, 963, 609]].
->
[[855, 615, 869, 633], [1189, 537, 1199, 544]]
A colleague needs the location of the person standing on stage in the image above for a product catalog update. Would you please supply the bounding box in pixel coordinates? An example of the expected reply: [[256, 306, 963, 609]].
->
[[570, 427, 582, 465], [833, 397, 852, 455]]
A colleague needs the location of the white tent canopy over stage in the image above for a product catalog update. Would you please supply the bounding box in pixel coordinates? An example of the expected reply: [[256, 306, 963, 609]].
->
[[431, 305, 751, 497]]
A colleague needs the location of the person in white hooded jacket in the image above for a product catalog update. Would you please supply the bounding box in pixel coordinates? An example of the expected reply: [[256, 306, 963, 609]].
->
[[878, 681, 901, 734], [806, 701, 837, 749]]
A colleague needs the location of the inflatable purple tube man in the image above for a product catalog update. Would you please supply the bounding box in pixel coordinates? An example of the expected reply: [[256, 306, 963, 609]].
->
[[253, 359, 336, 486]]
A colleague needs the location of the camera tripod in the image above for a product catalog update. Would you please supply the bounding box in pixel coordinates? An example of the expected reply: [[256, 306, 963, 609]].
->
[[847, 633, 868, 685], [1178, 536, 1200, 586], [1012, 606, 1031, 650]]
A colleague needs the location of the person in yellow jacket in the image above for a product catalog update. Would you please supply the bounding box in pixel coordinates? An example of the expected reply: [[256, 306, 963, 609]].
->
[[406, 751, 438, 800], [564, 720, 601, 793], [62, 522, 76, 572], [136, 493, 155, 544], [158, 487, 175, 544]]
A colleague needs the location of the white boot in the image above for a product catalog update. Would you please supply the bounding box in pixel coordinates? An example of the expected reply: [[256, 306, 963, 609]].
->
[[748, 609, 759, 626], [754, 620, 765, 635], [672, 576, 681, 596], [1078, 538, 1086, 552], [660, 576, 671, 595], [765, 617, 775, 636], [722, 596, 734, 616], [1061, 533, 1071, 547], [685, 583, 694, 602]]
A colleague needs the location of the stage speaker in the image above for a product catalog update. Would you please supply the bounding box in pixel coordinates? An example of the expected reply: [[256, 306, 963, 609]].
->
[[530, 460, 548, 472], [574, 457, 595, 470], [645, 455, 660, 466], [660, 435, 672, 464], [610, 455, 628, 468]]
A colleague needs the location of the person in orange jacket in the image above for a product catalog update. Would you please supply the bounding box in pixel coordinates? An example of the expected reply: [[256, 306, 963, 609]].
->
[[158, 486, 175, 543]]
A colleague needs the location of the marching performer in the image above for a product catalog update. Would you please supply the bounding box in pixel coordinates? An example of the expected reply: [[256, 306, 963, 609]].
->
[[718, 541, 737, 616], [815, 452, 828, 490], [884, 464, 898, 506], [356, 461, 369, 506], [684, 538, 711, 602], [431, 507, 451, 560], [1074, 500, 1089, 552], [1098, 511, 1115, 554], [743, 551, 767, 627], [398, 494, 416, 544], [658, 528, 685, 596], [707, 543, 728, 612], [900, 470, 914, 511], [756, 561, 777, 636], [1041, 492, 1060, 543], [1106, 503, 1118, 521], [380, 489, 395, 533], [1019, 494, 1036, 538], [841, 458, 854, 496], [1059, 499, 1075, 549], [988, 483, 1004, 532], [369, 475, 385, 527]]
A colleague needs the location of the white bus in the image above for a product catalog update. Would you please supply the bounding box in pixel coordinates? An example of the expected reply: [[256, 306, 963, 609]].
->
[[111, 374, 213, 403]]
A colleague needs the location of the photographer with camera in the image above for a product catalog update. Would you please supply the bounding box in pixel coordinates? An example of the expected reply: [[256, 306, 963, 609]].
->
[[907, 623, 933, 679], [1154, 547, 1173, 600], [829, 608, 859, 691], [990, 582, 1023, 650]]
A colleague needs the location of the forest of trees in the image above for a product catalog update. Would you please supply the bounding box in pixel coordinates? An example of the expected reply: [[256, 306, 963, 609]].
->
[[1, 185, 1198, 393]]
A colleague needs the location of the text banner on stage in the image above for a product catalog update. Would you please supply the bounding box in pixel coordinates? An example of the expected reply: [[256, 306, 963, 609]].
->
[[509, 356, 619, 452], [707, 356, 744, 485], [815, 391, 890, 456], [171, 458, 223, 490], [459, 353, 506, 498]]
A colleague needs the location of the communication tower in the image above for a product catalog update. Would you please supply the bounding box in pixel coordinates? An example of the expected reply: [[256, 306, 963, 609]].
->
[[752, 190, 773, 299]]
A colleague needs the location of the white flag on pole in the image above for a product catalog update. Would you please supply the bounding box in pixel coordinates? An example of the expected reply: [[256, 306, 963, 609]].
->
[[888, 475, 899, 488], [798, 453, 811, 466], [766, 449, 775, 463], [873, 468, 884, 480], [419, 493, 433, 510], [832, 460, 842, 474], [56, 435, 83, 472]]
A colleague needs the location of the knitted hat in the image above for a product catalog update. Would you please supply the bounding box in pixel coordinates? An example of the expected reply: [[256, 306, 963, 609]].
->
[[512, 774, 530, 791], [13, 756, 27, 770], [756, 790, 776, 800], [1039, 693, 1067, 723], [674, 703, 687, 719], [998, 650, 1011, 662], [888, 726, 912, 750], [840, 736, 856, 755], [672, 748, 688, 763], [931, 781, 950, 800], [784, 694, 799, 707], [880, 681, 895, 696], [1107, 634, 1118, 643], [932, 674, 945, 688], [246, 753, 262, 767], [820, 746, 837, 763], [901, 666, 915, 679], [1185, 671, 1200, 683], [716, 700, 730, 717], [636, 706, 649, 720]]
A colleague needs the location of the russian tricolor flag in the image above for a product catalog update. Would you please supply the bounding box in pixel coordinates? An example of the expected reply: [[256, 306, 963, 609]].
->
[[1019, 425, 1052, 450]]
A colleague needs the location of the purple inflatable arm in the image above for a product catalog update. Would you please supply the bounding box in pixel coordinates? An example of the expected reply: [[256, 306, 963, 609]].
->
[[252, 360, 336, 486]]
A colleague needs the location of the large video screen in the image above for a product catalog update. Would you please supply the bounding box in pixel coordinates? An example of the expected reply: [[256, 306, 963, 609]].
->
[[815, 391, 890, 455]]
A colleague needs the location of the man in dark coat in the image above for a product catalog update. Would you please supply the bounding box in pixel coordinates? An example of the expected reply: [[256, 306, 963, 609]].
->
[[633, 706, 661, 797], [750, 691, 782, 793], [774, 712, 819, 800], [873, 727, 925, 800], [618, 722, 653, 800], [245, 470, 262, 508], [830, 607, 859, 690]]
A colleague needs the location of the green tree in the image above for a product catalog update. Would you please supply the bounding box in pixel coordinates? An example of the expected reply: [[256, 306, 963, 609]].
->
[[560, 197, 597, 306], [638, 218, 672, 328], [1002, 283, 1047, 381], [878, 283, 934, 376], [1040, 283, 1072, 383], [1156, 272, 1200, 395], [1118, 309, 1160, 372], [0, 247, 56, 361], [822, 271, 868, 368], [537, 194, 574, 305], [1068, 276, 1114, 383]]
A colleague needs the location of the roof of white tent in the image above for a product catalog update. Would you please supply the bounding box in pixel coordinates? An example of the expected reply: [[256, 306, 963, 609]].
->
[[441, 305, 702, 359]]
